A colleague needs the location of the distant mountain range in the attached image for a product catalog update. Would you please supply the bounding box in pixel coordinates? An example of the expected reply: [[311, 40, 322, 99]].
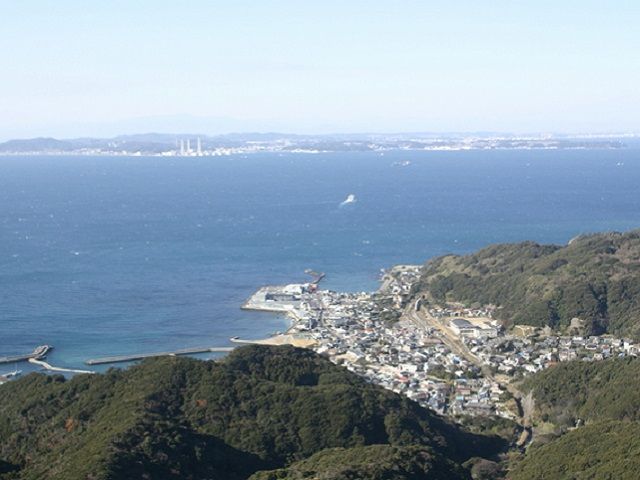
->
[[0, 132, 634, 155]]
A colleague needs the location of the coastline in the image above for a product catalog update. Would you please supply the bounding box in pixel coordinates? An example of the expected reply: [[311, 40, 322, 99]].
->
[[236, 265, 417, 348], [5, 150, 640, 374], [238, 285, 318, 348]]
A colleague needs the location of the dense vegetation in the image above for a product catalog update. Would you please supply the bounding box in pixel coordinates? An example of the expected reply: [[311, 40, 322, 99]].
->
[[510, 420, 640, 480], [414, 230, 640, 476], [508, 357, 640, 479], [249, 445, 469, 480], [0, 345, 505, 479], [519, 357, 640, 427], [418, 230, 640, 337]]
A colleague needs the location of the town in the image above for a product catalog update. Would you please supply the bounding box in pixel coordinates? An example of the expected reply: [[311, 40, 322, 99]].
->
[[242, 265, 640, 422]]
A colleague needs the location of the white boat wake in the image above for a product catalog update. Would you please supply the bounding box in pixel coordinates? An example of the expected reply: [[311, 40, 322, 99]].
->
[[339, 194, 357, 207]]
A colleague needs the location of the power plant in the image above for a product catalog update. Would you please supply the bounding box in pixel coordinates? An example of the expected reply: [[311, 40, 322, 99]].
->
[[177, 137, 203, 156]]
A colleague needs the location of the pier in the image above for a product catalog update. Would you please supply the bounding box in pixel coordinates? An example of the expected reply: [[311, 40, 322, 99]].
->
[[28, 358, 94, 375], [0, 345, 52, 365], [304, 269, 325, 285], [85, 346, 235, 365]]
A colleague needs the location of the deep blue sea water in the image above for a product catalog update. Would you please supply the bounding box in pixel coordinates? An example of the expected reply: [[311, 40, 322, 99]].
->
[[1, 149, 640, 371]]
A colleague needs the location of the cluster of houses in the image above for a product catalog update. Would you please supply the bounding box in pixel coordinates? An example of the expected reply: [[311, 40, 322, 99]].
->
[[467, 333, 640, 376], [428, 304, 640, 376], [280, 288, 512, 418], [252, 265, 640, 422], [449, 378, 507, 417], [379, 265, 422, 306]]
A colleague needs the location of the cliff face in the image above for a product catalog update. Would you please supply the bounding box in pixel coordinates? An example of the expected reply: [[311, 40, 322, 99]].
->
[[417, 230, 640, 337], [0, 345, 504, 480]]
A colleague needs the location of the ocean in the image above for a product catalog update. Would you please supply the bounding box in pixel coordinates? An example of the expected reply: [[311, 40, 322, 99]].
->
[[1, 149, 639, 371]]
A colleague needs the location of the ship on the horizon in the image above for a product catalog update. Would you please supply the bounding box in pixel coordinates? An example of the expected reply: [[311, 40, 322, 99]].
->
[[392, 160, 412, 167]]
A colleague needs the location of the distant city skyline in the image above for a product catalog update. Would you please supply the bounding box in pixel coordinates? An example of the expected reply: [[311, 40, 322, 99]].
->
[[1, 1, 639, 140]]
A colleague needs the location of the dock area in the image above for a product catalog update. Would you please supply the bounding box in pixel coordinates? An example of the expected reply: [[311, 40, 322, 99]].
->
[[242, 271, 324, 316], [0, 345, 53, 365], [242, 286, 300, 313], [85, 346, 235, 365], [241, 284, 309, 321], [29, 358, 94, 375]]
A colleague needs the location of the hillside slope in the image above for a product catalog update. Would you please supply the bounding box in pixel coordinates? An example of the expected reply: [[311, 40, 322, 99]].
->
[[511, 420, 640, 480], [418, 230, 640, 337], [249, 445, 469, 480], [509, 357, 640, 479], [519, 357, 640, 426], [0, 345, 504, 479]]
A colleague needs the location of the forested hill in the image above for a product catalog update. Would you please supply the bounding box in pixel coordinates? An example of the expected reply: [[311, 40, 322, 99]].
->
[[519, 356, 640, 426], [509, 357, 640, 479], [417, 230, 640, 337], [0, 345, 505, 480]]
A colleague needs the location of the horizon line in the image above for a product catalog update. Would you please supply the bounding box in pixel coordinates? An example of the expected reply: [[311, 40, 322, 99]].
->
[[2, 131, 640, 142]]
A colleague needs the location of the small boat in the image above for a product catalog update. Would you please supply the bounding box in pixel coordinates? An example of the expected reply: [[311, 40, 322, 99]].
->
[[340, 194, 357, 206], [5, 362, 22, 378], [392, 160, 412, 167], [0, 366, 21, 385]]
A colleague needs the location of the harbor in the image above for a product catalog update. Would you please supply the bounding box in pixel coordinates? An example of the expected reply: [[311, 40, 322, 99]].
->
[[0, 344, 235, 374], [0, 345, 52, 364]]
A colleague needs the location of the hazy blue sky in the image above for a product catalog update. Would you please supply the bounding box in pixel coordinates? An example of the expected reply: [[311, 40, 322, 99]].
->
[[1, 1, 638, 138]]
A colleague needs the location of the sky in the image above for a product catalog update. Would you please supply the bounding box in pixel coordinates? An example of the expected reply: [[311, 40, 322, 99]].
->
[[0, 1, 639, 139]]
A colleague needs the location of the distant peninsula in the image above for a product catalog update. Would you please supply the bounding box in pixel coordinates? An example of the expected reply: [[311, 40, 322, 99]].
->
[[0, 132, 633, 156]]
